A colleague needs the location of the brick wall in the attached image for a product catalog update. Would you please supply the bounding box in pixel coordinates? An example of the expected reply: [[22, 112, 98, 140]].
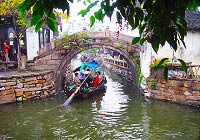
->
[[146, 78, 200, 107], [0, 71, 55, 105]]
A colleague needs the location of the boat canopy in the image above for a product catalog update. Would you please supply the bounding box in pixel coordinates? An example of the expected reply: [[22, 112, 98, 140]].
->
[[73, 60, 98, 72]]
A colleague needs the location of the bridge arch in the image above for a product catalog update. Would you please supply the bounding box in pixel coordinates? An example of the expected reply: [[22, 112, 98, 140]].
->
[[31, 29, 141, 91]]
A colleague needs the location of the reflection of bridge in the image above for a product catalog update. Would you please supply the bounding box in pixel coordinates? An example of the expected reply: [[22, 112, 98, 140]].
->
[[29, 28, 141, 90]]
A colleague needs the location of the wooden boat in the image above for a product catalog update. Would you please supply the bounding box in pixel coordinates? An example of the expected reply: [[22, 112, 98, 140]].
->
[[63, 60, 107, 100], [65, 77, 107, 99]]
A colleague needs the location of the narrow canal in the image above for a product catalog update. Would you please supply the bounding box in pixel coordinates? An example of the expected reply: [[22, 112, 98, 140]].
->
[[0, 71, 199, 139]]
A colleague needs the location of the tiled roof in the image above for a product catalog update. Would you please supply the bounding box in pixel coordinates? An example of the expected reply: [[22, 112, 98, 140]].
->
[[185, 10, 200, 30]]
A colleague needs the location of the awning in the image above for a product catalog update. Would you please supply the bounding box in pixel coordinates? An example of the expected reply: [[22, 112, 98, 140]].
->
[[73, 60, 98, 72]]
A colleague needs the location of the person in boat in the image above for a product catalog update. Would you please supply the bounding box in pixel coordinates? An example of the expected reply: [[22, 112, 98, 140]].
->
[[91, 72, 99, 87], [97, 71, 102, 82], [85, 69, 93, 87], [79, 70, 85, 82], [78, 69, 87, 88], [74, 72, 81, 86]]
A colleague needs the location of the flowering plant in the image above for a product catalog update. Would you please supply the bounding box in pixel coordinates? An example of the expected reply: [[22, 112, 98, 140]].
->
[[150, 58, 170, 69]]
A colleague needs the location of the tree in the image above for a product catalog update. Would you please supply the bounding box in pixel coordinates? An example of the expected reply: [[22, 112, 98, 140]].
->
[[16, 0, 73, 32], [0, 0, 30, 71], [17, 0, 199, 50], [17, 0, 200, 78]]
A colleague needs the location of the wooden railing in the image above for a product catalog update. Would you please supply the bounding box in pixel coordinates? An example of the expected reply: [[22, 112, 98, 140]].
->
[[103, 57, 130, 70], [102, 57, 133, 81]]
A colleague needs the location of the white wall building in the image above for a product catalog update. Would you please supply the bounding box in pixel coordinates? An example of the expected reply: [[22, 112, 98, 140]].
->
[[141, 10, 200, 78], [26, 27, 54, 60]]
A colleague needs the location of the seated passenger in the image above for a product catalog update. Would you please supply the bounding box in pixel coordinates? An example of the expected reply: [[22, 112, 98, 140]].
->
[[97, 71, 102, 82], [78, 70, 87, 88], [91, 72, 99, 87], [85, 69, 93, 87], [78, 70, 86, 83], [74, 72, 81, 86]]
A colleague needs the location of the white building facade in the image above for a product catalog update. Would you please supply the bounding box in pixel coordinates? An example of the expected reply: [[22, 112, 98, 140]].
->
[[140, 10, 200, 78], [26, 27, 54, 60]]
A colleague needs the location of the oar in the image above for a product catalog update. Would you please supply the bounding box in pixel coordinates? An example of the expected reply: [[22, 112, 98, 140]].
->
[[61, 74, 90, 107]]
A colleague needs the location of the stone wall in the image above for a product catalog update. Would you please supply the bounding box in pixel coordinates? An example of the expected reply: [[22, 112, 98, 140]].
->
[[0, 71, 55, 105], [146, 78, 200, 107]]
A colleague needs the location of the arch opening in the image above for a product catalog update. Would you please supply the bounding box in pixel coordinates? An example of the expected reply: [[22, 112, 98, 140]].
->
[[55, 43, 139, 91]]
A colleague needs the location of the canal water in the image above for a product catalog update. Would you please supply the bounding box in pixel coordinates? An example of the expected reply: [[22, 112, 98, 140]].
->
[[0, 72, 200, 140]]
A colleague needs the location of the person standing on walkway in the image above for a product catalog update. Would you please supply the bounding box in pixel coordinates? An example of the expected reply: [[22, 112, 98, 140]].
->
[[3, 42, 10, 62]]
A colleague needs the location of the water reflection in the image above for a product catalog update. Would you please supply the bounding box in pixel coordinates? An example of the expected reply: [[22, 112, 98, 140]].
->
[[92, 76, 129, 125]]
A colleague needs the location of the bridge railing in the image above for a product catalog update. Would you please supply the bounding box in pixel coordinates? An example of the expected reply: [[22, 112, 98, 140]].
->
[[167, 64, 200, 80], [37, 28, 141, 57], [150, 64, 200, 81], [86, 29, 133, 43]]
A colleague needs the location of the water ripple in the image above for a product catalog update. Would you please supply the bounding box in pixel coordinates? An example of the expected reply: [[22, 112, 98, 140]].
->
[[0, 71, 199, 140]]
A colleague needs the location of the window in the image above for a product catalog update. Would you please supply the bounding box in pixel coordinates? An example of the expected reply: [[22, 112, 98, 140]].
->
[[38, 28, 50, 49]]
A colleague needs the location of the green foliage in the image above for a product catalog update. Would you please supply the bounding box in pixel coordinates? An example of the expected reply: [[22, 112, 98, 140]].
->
[[80, 0, 199, 54], [78, 10, 87, 17], [90, 15, 95, 27], [58, 32, 93, 50], [0, 0, 28, 28], [146, 78, 157, 89], [151, 58, 170, 81], [35, 20, 44, 32], [151, 58, 170, 69], [94, 9, 104, 21], [177, 59, 188, 73], [130, 55, 143, 87], [163, 67, 169, 81], [17, 0, 200, 53], [17, 0, 73, 32], [86, 48, 99, 53], [117, 43, 125, 50], [132, 37, 141, 45], [108, 38, 113, 44], [138, 72, 144, 87], [150, 79, 157, 90]]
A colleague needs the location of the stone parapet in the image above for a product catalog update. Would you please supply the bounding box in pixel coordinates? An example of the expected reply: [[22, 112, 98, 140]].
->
[[0, 71, 56, 105], [146, 78, 200, 107]]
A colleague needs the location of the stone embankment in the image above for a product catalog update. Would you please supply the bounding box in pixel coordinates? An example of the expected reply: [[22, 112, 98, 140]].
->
[[145, 78, 200, 107], [0, 71, 55, 105]]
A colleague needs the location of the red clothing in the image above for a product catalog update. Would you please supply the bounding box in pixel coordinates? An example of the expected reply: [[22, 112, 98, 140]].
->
[[92, 75, 99, 87], [3, 44, 9, 54]]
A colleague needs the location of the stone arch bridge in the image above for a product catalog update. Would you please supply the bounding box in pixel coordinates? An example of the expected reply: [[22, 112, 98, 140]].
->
[[29, 29, 141, 91]]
